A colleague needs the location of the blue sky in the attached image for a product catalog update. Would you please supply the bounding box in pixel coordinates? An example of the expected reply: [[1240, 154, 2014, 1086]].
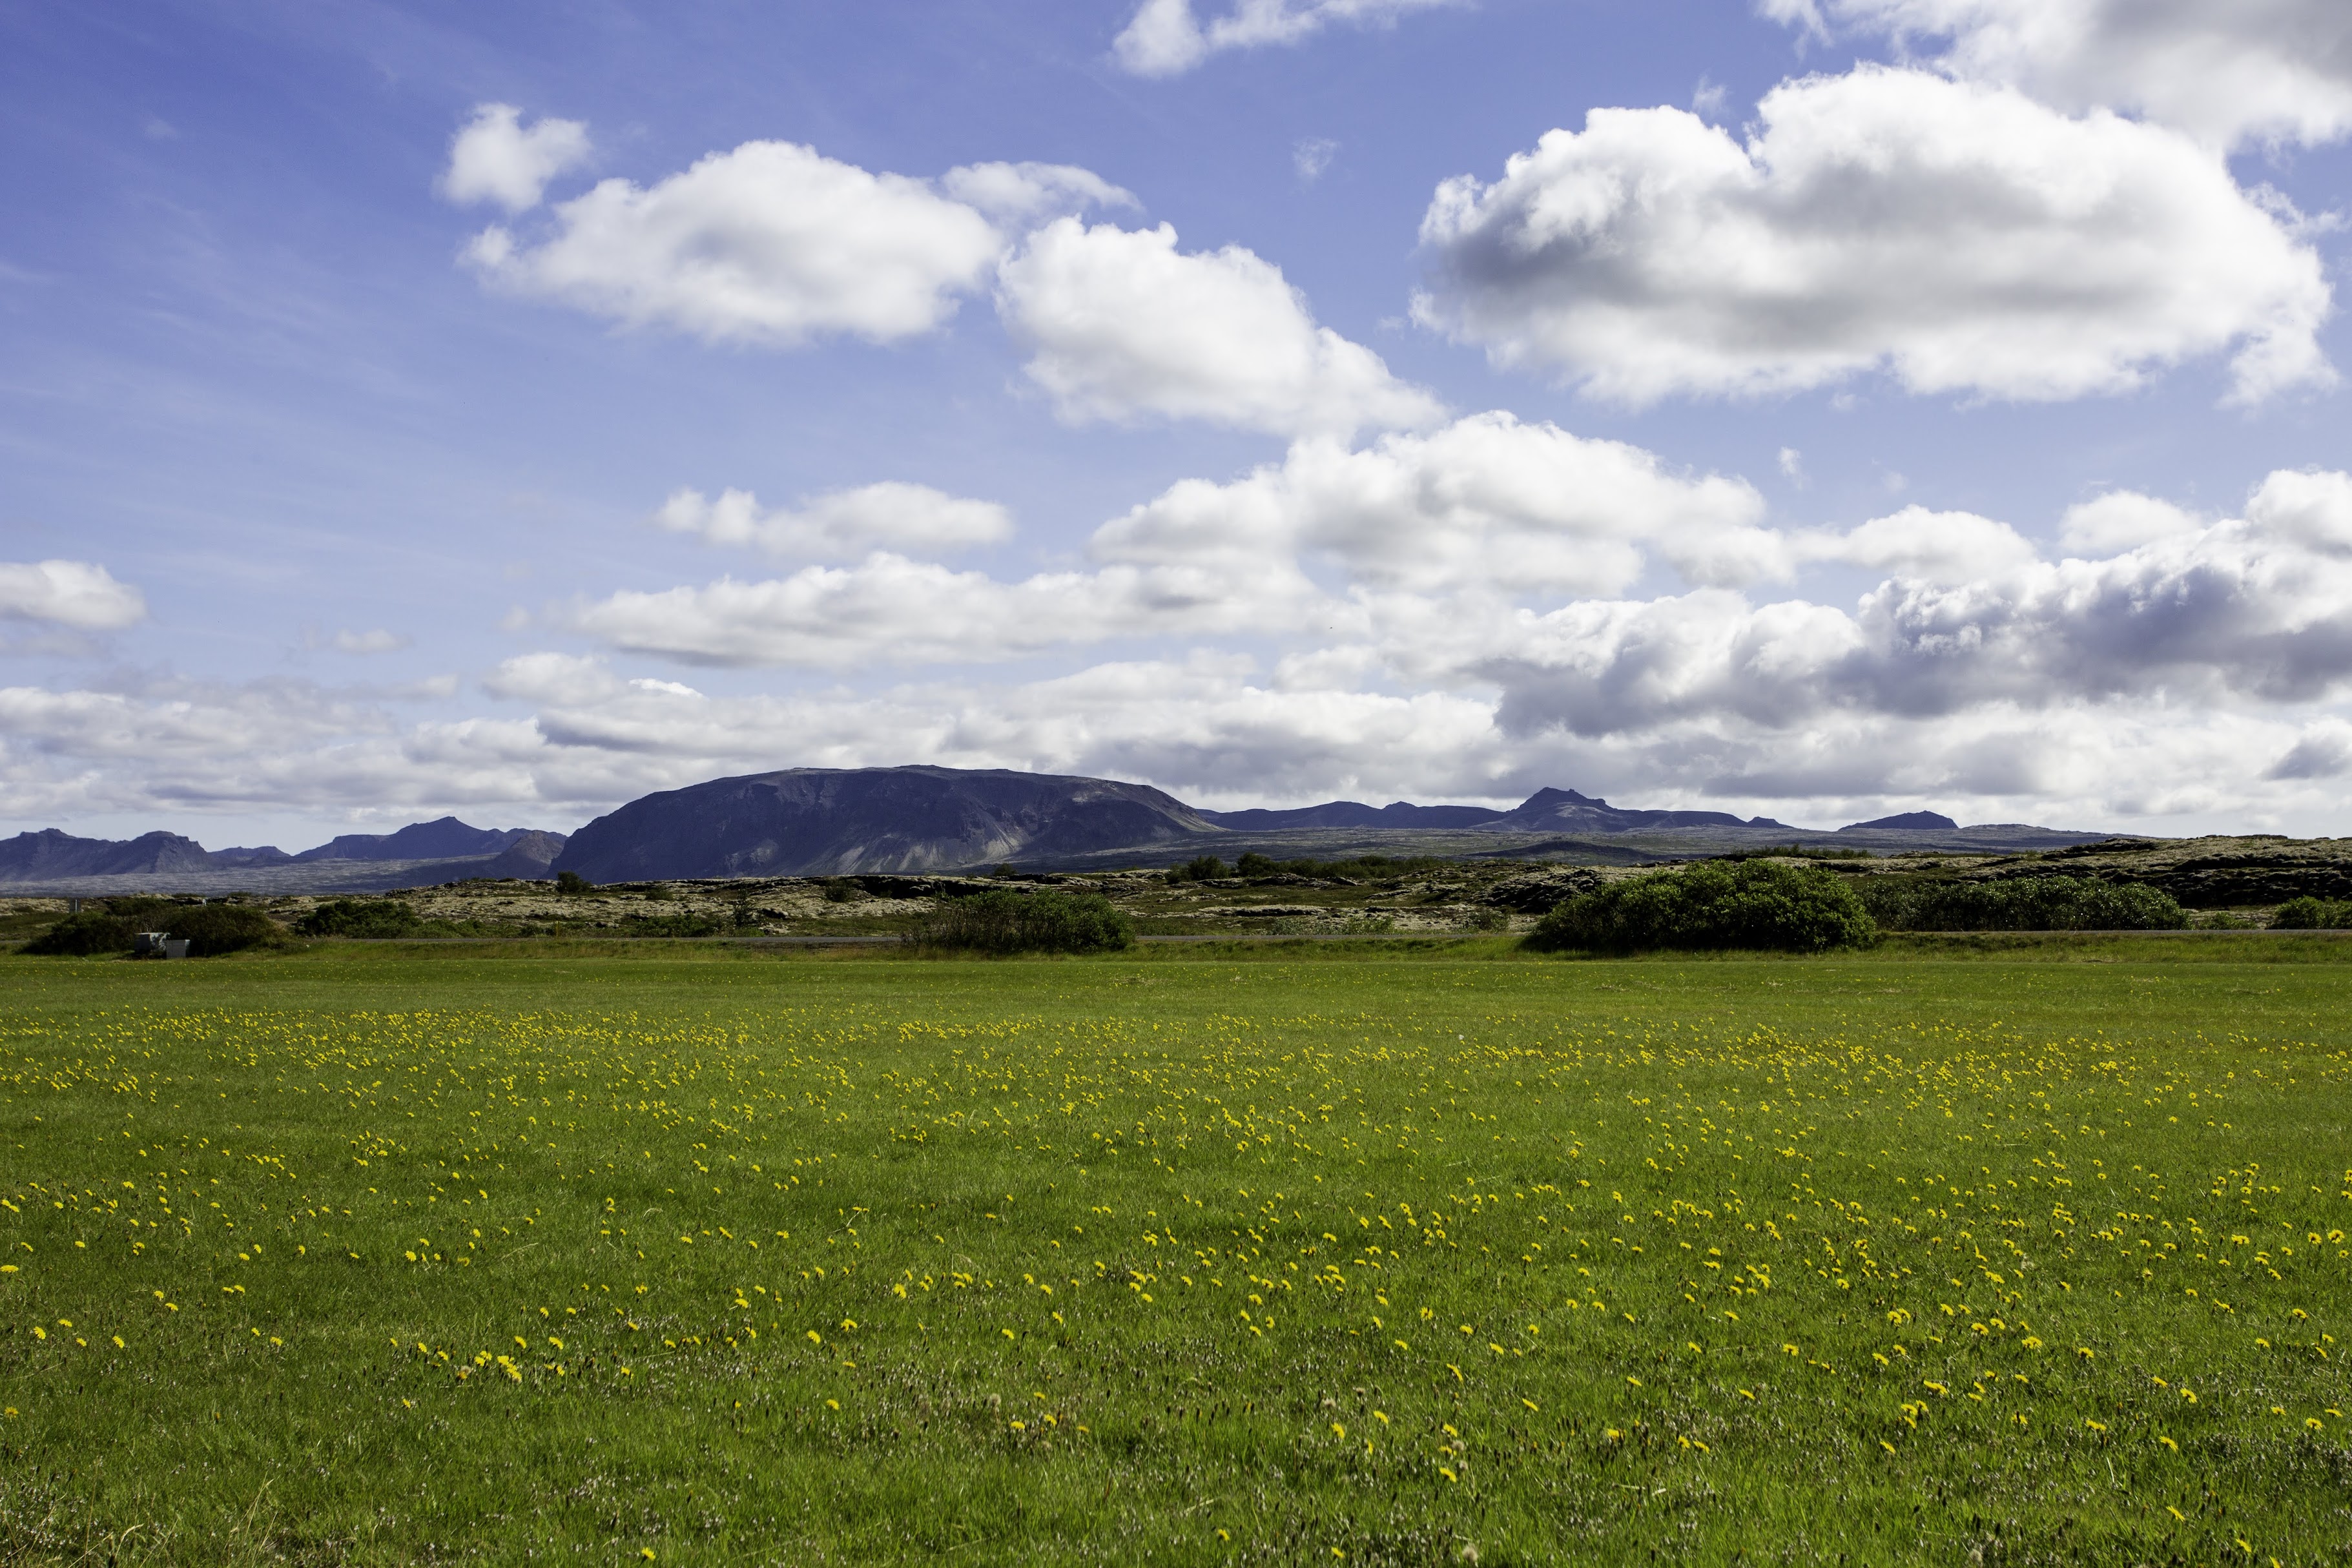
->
[[3, 0, 2349, 851]]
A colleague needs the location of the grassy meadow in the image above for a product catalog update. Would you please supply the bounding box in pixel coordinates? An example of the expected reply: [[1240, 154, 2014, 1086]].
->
[[1, 938, 2349, 1565]]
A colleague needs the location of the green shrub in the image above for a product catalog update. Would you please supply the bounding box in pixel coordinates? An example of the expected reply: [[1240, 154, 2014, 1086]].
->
[[915, 889, 1135, 954], [1857, 875, 2187, 931], [294, 899, 424, 938], [162, 905, 284, 957], [555, 871, 592, 895], [624, 912, 730, 938], [22, 911, 136, 956], [105, 895, 181, 926], [1168, 856, 1229, 884], [1525, 860, 1877, 954], [2270, 896, 2352, 930]]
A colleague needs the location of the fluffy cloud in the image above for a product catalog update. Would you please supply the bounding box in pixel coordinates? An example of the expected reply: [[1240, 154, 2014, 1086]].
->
[[464, 141, 1123, 346], [2057, 491, 2204, 555], [0, 561, 146, 631], [996, 219, 1443, 437], [654, 484, 1013, 560], [1094, 413, 1770, 593], [1764, 0, 2352, 150], [576, 413, 1762, 669], [1480, 468, 2352, 737], [1113, 0, 1458, 76], [1797, 506, 2041, 584], [1416, 66, 2333, 404], [438, 104, 592, 212]]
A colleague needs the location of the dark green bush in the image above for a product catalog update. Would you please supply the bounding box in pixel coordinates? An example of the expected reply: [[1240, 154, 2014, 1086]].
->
[[1857, 875, 2187, 932], [105, 895, 181, 926], [1525, 860, 1877, 954], [1168, 856, 1230, 884], [294, 898, 424, 938], [22, 911, 136, 956], [1235, 852, 1279, 878], [2270, 896, 2352, 929], [915, 888, 1135, 954], [163, 905, 284, 956], [555, 871, 592, 895], [624, 912, 730, 937]]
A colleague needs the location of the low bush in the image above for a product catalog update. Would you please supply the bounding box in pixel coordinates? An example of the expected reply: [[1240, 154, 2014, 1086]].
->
[[915, 888, 1135, 954], [294, 899, 424, 938], [162, 905, 284, 957], [1167, 856, 1229, 884], [22, 911, 136, 956], [1858, 874, 2187, 932], [2270, 896, 2352, 929], [1525, 860, 1877, 954]]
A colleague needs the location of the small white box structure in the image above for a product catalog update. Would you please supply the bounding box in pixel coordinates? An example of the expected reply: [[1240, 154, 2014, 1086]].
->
[[133, 933, 191, 959]]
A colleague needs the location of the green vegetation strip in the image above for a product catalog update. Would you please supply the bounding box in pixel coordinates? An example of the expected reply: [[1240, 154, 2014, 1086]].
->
[[1, 945, 2348, 1564]]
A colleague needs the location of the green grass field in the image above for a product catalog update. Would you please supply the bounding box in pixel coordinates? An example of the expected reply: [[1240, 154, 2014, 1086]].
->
[[3, 940, 2348, 1565]]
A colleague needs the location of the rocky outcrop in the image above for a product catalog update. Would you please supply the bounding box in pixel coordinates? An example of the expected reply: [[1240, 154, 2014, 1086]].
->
[[1968, 836, 2352, 907], [553, 766, 1223, 882], [1481, 866, 1608, 913]]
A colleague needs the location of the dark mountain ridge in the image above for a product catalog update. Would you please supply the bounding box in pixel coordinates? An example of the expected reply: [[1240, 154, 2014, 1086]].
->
[[0, 771, 2112, 891], [0, 818, 566, 891], [0, 829, 218, 881], [1199, 800, 1506, 830], [553, 766, 1216, 882], [291, 817, 542, 863]]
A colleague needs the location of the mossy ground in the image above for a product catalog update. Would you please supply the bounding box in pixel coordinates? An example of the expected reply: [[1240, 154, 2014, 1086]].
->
[[1, 941, 2347, 1565]]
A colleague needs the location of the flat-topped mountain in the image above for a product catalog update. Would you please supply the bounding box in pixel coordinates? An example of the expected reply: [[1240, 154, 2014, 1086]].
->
[[1200, 800, 1509, 830], [291, 816, 544, 863], [553, 766, 1219, 882]]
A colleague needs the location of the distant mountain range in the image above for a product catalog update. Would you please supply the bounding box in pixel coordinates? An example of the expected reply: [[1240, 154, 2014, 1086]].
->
[[552, 767, 2110, 881], [0, 816, 566, 893], [0, 770, 2114, 892], [1201, 787, 1797, 836]]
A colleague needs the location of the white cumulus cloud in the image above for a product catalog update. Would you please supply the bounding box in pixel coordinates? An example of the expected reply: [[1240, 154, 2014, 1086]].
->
[[1113, 0, 1459, 76], [996, 218, 1444, 437], [0, 561, 147, 631], [654, 483, 1014, 560], [463, 141, 1123, 346], [1479, 468, 2352, 738], [1094, 412, 1771, 594], [438, 104, 592, 212], [1762, 0, 2352, 150], [1416, 65, 2334, 405]]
